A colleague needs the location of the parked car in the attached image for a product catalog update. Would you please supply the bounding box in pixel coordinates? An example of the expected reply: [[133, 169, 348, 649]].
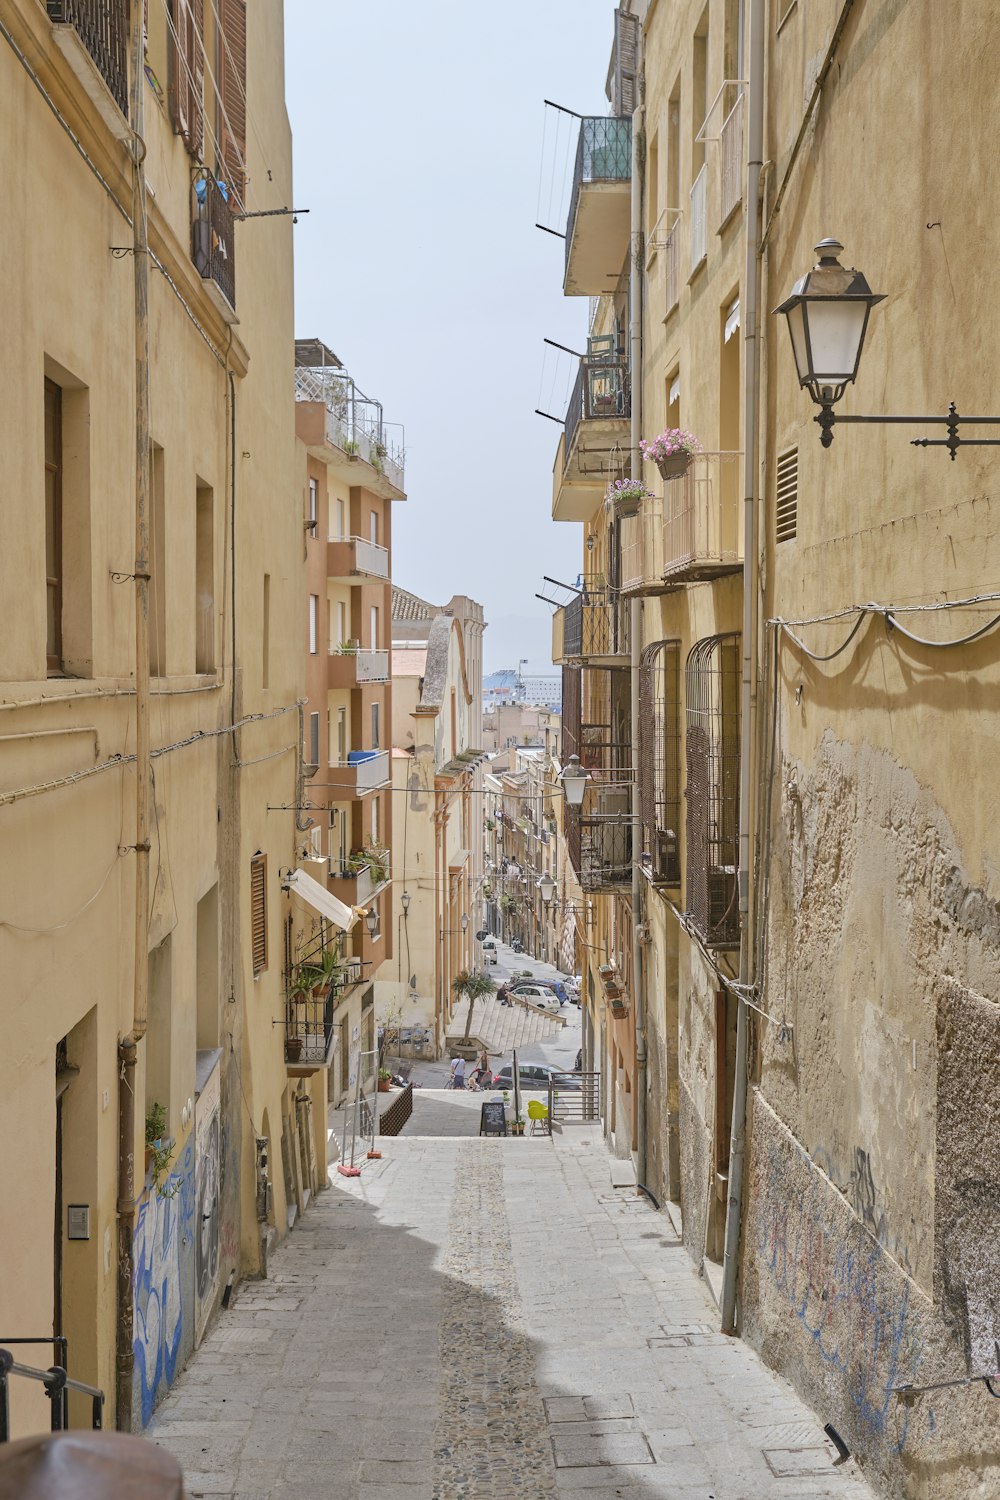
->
[[481, 938, 498, 965], [508, 984, 561, 1012], [491, 1063, 580, 1092]]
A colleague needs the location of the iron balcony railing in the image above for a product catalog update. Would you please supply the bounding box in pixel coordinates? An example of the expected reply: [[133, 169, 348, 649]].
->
[[690, 163, 708, 272], [547, 1071, 600, 1126], [295, 365, 405, 487], [285, 989, 335, 1065], [565, 116, 633, 277], [562, 592, 630, 661], [192, 176, 236, 310], [48, 0, 129, 117], [720, 95, 744, 223], [662, 451, 743, 580], [567, 767, 634, 893], [563, 355, 630, 462]]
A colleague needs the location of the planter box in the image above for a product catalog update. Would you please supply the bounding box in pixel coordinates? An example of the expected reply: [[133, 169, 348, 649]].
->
[[656, 451, 692, 481]]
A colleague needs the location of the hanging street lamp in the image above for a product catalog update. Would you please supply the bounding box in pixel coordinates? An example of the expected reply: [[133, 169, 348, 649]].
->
[[776, 237, 1000, 458], [559, 754, 590, 809], [537, 873, 556, 906]]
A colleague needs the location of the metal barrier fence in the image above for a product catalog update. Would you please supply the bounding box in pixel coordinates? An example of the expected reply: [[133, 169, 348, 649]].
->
[[547, 1071, 600, 1128], [0, 1346, 104, 1440]]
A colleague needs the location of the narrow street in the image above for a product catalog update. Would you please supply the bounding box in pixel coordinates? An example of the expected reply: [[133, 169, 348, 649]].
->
[[150, 1128, 875, 1500]]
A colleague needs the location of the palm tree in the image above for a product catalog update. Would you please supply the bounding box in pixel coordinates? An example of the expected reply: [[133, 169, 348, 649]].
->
[[452, 969, 497, 1043]]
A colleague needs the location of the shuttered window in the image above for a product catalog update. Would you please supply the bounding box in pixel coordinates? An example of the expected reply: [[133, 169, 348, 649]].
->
[[776, 446, 798, 542], [217, 0, 247, 209], [168, 0, 205, 158], [250, 854, 268, 976], [613, 9, 639, 117]]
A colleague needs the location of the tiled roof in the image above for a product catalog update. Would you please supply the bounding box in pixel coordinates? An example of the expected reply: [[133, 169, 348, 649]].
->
[[392, 586, 435, 622]]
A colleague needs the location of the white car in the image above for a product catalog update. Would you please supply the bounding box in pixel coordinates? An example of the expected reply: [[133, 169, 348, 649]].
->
[[481, 938, 498, 965], [510, 984, 561, 1013]]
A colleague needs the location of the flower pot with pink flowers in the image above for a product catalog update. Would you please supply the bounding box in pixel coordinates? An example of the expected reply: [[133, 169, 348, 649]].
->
[[640, 428, 703, 480], [605, 478, 654, 519]]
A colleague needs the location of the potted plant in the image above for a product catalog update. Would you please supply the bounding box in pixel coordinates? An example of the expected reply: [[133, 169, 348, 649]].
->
[[378, 1067, 393, 1093], [640, 428, 703, 480], [361, 842, 390, 884], [343, 438, 359, 458], [285, 1035, 305, 1062], [144, 1103, 178, 1198], [606, 477, 654, 519]]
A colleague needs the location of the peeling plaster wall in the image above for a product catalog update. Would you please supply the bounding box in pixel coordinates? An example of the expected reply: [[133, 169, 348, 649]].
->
[[745, 734, 1000, 1497]]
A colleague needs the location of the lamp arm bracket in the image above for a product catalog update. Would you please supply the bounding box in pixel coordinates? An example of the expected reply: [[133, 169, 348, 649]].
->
[[816, 401, 1000, 459]]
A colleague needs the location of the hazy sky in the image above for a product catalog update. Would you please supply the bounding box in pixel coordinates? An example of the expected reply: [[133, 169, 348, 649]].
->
[[284, 1, 613, 675]]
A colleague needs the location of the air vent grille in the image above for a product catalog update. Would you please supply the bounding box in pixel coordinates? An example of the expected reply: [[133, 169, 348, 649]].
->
[[776, 446, 798, 542]]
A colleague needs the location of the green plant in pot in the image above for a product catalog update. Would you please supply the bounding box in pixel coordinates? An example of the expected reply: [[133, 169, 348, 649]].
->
[[145, 1102, 179, 1199]]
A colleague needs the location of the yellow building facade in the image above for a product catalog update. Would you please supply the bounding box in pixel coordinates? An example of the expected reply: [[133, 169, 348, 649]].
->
[[0, 0, 320, 1433], [550, 2, 1000, 1495]]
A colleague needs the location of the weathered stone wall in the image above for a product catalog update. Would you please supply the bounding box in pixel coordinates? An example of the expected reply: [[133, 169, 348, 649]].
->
[[744, 733, 1000, 1497]]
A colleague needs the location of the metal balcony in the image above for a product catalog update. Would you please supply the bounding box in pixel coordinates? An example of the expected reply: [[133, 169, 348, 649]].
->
[[554, 593, 630, 666], [192, 176, 236, 314], [662, 452, 743, 583], [324, 749, 390, 797], [295, 364, 405, 496], [327, 648, 390, 687], [553, 353, 630, 523], [48, 0, 129, 121], [327, 536, 390, 584], [566, 768, 633, 893], [564, 117, 632, 296]]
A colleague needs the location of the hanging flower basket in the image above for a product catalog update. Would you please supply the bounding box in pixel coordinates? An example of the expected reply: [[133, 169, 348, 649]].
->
[[640, 428, 703, 481], [606, 478, 654, 519]]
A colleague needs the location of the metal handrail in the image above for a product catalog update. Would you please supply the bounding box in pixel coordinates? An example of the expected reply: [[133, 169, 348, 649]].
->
[[0, 1348, 104, 1441]]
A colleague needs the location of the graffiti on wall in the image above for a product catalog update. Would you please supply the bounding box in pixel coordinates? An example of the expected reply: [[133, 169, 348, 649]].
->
[[752, 1129, 923, 1450], [133, 1138, 195, 1427], [195, 1064, 221, 1343]]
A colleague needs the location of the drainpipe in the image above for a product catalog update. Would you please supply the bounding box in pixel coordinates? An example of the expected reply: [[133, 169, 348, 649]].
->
[[720, 0, 765, 1336], [629, 83, 647, 1186], [117, 0, 152, 1430]]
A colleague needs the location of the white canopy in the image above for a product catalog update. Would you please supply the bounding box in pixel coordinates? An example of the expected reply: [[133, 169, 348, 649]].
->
[[285, 868, 358, 932]]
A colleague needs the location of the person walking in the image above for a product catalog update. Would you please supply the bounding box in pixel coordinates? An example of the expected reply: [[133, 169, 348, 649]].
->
[[470, 1049, 490, 1090], [449, 1055, 466, 1091]]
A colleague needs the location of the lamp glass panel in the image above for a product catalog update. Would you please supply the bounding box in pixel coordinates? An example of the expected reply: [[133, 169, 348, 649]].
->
[[784, 300, 810, 385], [563, 776, 587, 807], [806, 299, 868, 383]]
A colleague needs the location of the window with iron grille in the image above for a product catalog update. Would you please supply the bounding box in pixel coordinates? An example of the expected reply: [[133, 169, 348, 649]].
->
[[250, 854, 268, 975], [639, 641, 681, 885], [685, 635, 740, 947], [776, 446, 798, 542]]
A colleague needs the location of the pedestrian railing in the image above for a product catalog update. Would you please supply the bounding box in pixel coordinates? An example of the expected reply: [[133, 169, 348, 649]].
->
[[547, 1071, 600, 1127], [379, 1082, 414, 1137], [0, 1344, 104, 1440]]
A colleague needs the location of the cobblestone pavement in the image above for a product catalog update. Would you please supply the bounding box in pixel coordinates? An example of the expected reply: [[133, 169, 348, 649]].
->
[[150, 1133, 875, 1500]]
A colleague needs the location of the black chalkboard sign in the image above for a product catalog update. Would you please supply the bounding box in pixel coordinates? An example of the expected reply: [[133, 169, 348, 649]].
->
[[479, 1101, 507, 1136]]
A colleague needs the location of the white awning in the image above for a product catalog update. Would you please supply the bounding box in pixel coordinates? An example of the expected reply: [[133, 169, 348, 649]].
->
[[724, 296, 741, 343], [285, 868, 357, 931]]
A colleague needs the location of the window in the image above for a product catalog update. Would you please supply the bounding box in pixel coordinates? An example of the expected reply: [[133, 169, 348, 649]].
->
[[309, 711, 320, 767], [250, 854, 268, 975], [337, 600, 347, 649], [685, 635, 740, 948], [215, 0, 247, 209], [369, 510, 378, 544], [369, 604, 378, 649], [371, 797, 379, 845], [371, 701, 380, 749], [336, 498, 345, 541], [168, 0, 206, 157], [309, 594, 318, 653], [646, 131, 659, 236], [44, 379, 62, 673], [195, 481, 215, 672], [337, 707, 346, 764], [262, 574, 270, 688], [776, 446, 798, 542], [639, 641, 681, 884], [308, 477, 318, 533]]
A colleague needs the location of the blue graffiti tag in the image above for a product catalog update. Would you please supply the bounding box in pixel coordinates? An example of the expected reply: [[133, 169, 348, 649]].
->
[[133, 1139, 195, 1426]]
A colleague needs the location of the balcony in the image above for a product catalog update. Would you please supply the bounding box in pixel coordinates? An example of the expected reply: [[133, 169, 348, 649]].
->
[[285, 990, 335, 1072], [328, 853, 390, 908], [662, 452, 743, 583], [325, 749, 390, 797], [621, 493, 664, 595], [192, 176, 236, 316], [553, 593, 630, 666], [327, 647, 390, 687], [553, 353, 630, 523], [295, 364, 405, 498], [690, 164, 708, 274], [327, 536, 390, 584], [48, 0, 129, 131], [566, 768, 633, 894], [564, 117, 632, 296], [720, 95, 744, 225]]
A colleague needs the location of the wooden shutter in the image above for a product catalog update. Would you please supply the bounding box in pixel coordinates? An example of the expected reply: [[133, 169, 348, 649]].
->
[[168, 0, 205, 158], [250, 854, 268, 975], [613, 9, 639, 118], [776, 446, 798, 542], [218, 0, 247, 208]]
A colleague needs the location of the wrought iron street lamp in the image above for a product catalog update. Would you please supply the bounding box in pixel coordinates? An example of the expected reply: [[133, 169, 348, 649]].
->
[[400, 890, 411, 915], [537, 873, 556, 906], [559, 754, 589, 808], [776, 237, 1000, 458], [364, 907, 380, 937]]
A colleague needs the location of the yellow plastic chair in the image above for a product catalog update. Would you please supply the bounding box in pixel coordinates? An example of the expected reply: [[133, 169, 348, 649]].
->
[[527, 1099, 550, 1136]]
